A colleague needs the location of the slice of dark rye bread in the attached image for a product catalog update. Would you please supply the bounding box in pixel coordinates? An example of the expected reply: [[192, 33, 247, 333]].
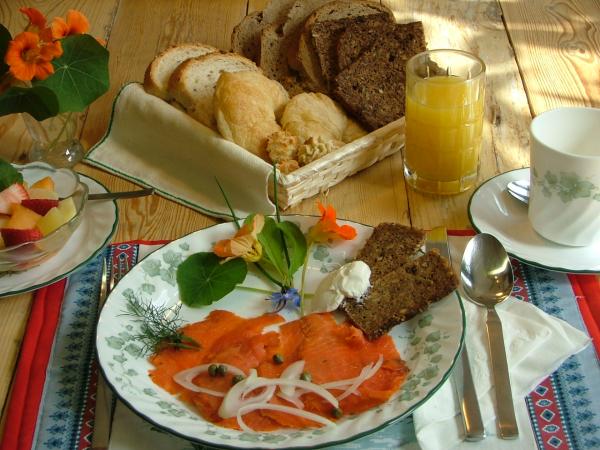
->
[[311, 13, 392, 86], [332, 21, 426, 131], [337, 19, 396, 72], [342, 224, 459, 340]]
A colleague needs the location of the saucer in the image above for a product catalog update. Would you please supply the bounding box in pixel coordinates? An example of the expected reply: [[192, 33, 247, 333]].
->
[[468, 168, 600, 273], [0, 174, 118, 297]]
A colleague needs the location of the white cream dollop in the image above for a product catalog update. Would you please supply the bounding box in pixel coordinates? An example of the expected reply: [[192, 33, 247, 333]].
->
[[305, 261, 371, 315]]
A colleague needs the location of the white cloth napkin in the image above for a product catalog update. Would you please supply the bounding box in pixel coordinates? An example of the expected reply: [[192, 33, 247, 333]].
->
[[85, 83, 276, 219], [413, 238, 591, 450]]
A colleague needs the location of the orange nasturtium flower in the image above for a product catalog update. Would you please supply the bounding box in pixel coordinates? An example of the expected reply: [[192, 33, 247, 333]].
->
[[5, 32, 62, 81], [20, 7, 47, 33], [213, 214, 265, 263], [50, 10, 90, 39], [307, 202, 357, 243]]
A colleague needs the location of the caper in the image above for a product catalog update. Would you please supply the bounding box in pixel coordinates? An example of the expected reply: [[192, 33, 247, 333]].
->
[[232, 374, 245, 385], [216, 364, 227, 376], [208, 364, 218, 377], [273, 353, 284, 364], [300, 372, 312, 382], [332, 407, 343, 419]]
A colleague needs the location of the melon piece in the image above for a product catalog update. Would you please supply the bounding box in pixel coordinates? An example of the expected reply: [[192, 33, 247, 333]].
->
[[31, 176, 55, 191], [37, 207, 69, 236], [57, 197, 77, 222], [6, 204, 42, 229]]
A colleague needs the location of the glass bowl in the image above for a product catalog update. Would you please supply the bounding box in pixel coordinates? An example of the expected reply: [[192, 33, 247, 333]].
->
[[0, 162, 89, 272]]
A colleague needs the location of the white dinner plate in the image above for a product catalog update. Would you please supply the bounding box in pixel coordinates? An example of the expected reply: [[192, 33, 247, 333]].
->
[[96, 216, 465, 449], [0, 175, 118, 297], [468, 168, 600, 273]]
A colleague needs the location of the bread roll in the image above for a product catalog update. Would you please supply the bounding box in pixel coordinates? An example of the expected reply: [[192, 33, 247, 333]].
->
[[214, 71, 290, 160], [281, 92, 347, 144]]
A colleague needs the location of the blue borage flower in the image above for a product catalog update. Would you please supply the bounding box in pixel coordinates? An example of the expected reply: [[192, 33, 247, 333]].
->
[[269, 288, 300, 312]]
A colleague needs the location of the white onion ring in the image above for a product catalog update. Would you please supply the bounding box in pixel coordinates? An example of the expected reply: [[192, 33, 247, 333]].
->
[[237, 403, 335, 432], [280, 360, 305, 396], [277, 392, 305, 409], [337, 355, 384, 401], [173, 363, 246, 397]]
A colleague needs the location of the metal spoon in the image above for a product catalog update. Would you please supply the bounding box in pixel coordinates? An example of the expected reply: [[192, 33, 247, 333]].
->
[[506, 180, 529, 205], [88, 187, 154, 201], [461, 233, 519, 439]]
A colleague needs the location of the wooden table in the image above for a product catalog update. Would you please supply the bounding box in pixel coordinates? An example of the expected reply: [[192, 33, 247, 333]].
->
[[0, 0, 598, 442]]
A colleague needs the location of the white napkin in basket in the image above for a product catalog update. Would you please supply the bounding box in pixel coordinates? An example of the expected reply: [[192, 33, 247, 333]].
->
[[413, 293, 590, 450], [85, 83, 276, 219]]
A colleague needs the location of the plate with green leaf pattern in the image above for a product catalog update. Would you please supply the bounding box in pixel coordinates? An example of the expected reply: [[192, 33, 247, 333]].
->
[[96, 216, 465, 449]]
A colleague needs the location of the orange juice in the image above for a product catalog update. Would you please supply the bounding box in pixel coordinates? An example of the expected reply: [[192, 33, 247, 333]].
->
[[404, 51, 485, 194]]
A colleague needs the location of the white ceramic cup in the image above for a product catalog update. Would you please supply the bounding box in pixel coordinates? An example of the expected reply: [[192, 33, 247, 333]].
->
[[528, 107, 600, 247]]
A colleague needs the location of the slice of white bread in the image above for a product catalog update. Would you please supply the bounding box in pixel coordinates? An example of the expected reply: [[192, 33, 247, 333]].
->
[[168, 53, 259, 129], [214, 71, 289, 160], [143, 43, 218, 99]]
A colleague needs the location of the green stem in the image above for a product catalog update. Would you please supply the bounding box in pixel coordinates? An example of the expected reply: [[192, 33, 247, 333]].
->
[[216, 177, 240, 228], [299, 241, 313, 316], [45, 112, 74, 153], [253, 262, 284, 289]]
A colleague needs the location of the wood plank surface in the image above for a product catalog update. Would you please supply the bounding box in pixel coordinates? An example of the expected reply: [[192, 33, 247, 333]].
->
[[500, 0, 600, 113]]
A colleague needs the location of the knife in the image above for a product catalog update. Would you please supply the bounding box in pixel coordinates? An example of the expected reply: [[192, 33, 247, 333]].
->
[[426, 227, 486, 441]]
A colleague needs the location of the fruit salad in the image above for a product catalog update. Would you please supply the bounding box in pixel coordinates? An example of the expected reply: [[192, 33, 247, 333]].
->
[[0, 160, 78, 249]]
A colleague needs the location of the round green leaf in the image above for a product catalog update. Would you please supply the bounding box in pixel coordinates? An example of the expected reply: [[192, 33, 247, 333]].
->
[[36, 34, 109, 113], [0, 85, 59, 120], [176, 252, 247, 307]]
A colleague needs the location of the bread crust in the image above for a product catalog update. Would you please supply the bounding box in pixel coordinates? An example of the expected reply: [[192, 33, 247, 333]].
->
[[143, 43, 218, 100]]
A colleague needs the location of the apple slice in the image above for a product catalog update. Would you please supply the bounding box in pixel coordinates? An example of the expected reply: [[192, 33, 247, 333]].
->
[[0, 183, 29, 214], [57, 197, 77, 222], [31, 176, 55, 191], [37, 207, 69, 236], [1, 228, 43, 247], [6, 204, 42, 230], [22, 198, 60, 216]]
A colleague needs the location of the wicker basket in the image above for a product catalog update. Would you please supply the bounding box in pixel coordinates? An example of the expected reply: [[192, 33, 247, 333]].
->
[[271, 118, 405, 209]]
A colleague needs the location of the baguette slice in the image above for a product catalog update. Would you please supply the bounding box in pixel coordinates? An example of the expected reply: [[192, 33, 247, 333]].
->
[[168, 52, 259, 129], [143, 43, 218, 99]]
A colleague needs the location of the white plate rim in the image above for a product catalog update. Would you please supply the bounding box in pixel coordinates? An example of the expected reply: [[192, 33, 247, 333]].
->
[[468, 168, 600, 274], [96, 216, 466, 449], [0, 174, 118, 297]]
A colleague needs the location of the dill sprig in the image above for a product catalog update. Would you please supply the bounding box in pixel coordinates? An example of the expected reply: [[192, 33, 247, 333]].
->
[[122, 296, 200, 355]]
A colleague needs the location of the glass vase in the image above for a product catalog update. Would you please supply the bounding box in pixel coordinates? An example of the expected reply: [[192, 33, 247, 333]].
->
[[22, 112, 85, 168]]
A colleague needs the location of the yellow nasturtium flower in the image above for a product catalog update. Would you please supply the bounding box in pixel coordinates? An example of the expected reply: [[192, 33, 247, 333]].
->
[[213, 214, 264, 262]]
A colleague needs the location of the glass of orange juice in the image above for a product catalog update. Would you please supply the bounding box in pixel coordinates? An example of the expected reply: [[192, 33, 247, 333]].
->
[[404, 49, 486, 194]]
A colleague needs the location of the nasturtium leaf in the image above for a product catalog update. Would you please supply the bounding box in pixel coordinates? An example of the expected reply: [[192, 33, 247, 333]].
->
[[176, 252, 247, 307], [36, 34, 109, 113], [0, 85, 59, 121], [258, 217, 288, 280], [0, 159, 23, 191], [276, 221, 307, 275], [0, 25, 11, 76]]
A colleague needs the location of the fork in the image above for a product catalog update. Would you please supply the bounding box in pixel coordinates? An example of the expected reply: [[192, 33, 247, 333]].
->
[[92, 258, 119, 450]]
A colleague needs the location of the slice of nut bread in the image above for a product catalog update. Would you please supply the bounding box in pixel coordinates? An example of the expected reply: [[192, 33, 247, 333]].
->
[[332, 21, 426, 130], [167, 52, 259, 129], [143, 43, 218, 100], [231, 11, 264, 62]]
